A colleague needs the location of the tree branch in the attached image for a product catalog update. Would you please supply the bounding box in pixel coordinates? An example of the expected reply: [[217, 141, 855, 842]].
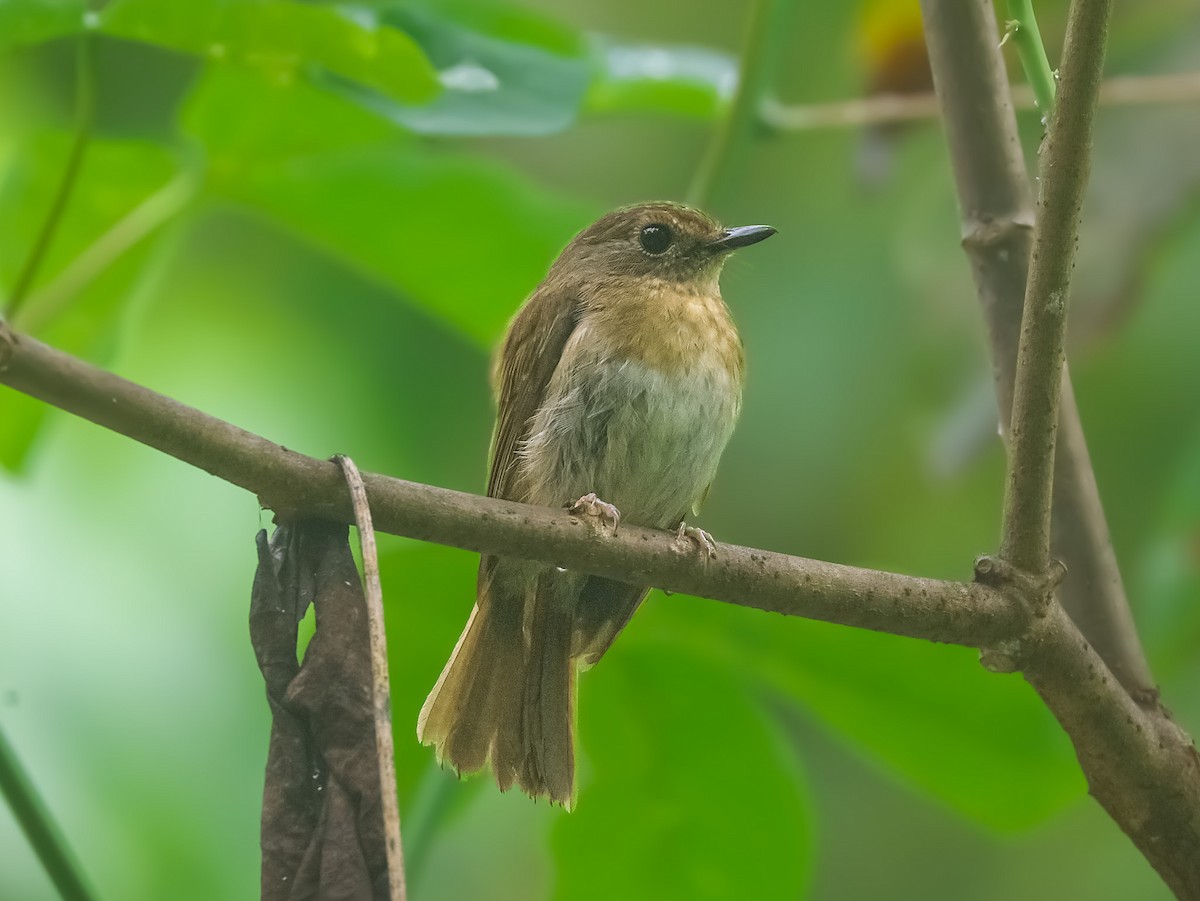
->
[[1007, 595, 1200, 900], [761, 72, 1200, 131], [1, 322, 1199, 893], [0, 325, 1018, 647], [1001, 0, 1111, 575], [920, 1, 1200, 894], [919, 0, 1154, 697]]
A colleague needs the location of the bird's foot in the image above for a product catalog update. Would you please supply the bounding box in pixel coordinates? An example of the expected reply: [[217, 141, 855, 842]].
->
[[673, 522, 717, 560], [566, 492, 621, 535]]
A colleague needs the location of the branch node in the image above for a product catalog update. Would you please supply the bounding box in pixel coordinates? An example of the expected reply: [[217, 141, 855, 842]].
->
[[960, 214, 1036, 251], [973, 553, 1065, 617], [0, 323, 16, 372], [974, 552, 1063, 673], [980, 640, 1023, 673]]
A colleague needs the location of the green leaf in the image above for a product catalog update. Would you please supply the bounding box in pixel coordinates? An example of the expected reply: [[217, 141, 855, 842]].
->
[[557, 646, 811, 900], [412, 0, 585, 58], [237, 141, 593, 343], [182, 63, 398, 166], [327, 2, 592, 136], [97, 0, 439, 104], [586, 40, 736, 119], [630, 596, 1084, 832], [0, 0, 86, 51], [324, 4, 737, 135], [182, 63, 594, 345]]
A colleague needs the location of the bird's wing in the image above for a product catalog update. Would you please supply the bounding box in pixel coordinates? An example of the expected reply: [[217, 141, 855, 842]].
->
[[573, 577, 650, 668], [487, 284, 580, 501]]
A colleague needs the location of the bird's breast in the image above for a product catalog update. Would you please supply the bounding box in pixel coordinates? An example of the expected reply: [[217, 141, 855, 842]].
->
[[518, 284, 743, 527], [589, 280, 744, 380]]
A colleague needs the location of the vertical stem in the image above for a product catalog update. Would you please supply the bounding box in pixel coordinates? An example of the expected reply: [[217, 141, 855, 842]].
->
[[1000, 0, 1113, 574], [0, 724, 98, 901], [5, 36, 95, 322], [1006, 0, 1058, 118], [335, 455, 407, 901]]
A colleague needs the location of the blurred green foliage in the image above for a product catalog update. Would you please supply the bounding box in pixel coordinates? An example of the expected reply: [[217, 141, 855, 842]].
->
[[1, 0, 1199, 899]]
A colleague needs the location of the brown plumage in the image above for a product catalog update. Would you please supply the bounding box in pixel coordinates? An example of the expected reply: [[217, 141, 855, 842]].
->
[[417, 201, 775, 807]]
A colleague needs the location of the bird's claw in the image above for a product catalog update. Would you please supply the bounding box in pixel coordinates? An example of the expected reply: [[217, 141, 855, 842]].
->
[[566, 492, 621, 535], [674, 523, 716, 560]]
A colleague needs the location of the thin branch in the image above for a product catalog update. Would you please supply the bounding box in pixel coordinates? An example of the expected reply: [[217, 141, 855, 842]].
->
[[0, 723, 98, 901], [760, 72, 1200, 131], [919, 0, 1154, 696], [0, 325, 1198, 893], [1001, 0, 1111, 574], [1005, 0, 1058, 119], [5, 36, 95, 321], [335, 455, 407, 901], [0, 325, 1017, 645], [920, 1, 1200, 895], [1048, 376, 1150, 699], [688, 0, 789, 208]]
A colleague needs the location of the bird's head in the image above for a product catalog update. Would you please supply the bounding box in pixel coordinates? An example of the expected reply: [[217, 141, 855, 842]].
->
[[552, 201, 775, 289]]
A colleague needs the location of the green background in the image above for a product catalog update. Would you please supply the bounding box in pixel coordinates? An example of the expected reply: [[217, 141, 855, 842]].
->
[[2, 0, 1199, 898]]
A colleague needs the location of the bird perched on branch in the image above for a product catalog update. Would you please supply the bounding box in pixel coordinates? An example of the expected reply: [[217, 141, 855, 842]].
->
[[418, 201, 775, 808]]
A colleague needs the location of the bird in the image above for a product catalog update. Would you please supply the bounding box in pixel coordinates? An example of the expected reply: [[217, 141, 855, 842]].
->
[[417, 201, 775, 808]]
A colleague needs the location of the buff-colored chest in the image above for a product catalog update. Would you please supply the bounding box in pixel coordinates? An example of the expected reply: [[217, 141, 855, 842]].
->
[[587, 278, 744, 380]]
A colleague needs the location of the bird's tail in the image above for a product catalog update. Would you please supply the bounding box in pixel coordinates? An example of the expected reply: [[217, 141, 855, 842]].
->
[[417, 562, 578, 808]]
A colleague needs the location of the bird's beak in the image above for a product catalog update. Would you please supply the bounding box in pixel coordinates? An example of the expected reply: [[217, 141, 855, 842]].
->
[[709, 225, 777, 251]]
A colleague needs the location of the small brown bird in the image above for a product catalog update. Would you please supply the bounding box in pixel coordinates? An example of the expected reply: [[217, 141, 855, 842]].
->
[[417, 201, 775, 807]]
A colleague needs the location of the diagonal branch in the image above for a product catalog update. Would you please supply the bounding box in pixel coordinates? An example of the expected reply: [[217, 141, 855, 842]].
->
[[0, 325, 1016, 646], [0, 724, 98, 901]]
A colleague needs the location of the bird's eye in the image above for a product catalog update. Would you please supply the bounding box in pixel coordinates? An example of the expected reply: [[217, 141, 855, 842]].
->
[[639, 223, 673, 255]]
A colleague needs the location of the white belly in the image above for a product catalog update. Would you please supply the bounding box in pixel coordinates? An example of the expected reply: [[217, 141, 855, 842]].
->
[[520, 349, 741, 529]]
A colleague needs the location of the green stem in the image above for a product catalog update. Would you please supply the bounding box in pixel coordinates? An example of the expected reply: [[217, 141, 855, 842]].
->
[[1007, 0, 1058, 119], [5, 35, 96, 322], [15, 169, 201, 334], [687, 0, 790, 209], [0, 724, 98, 901]]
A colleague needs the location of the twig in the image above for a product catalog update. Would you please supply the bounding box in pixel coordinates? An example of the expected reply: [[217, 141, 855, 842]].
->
[[760, 72, 1200, 131], [918, 0, 1153, 697], [688, 0, 790, 207], [1000, 0, 1111, 574], [0, 723, 98, 901], [334, 455, 407, 901], [4, 36, 95, 322], [1005, 0, 1058, 119]]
